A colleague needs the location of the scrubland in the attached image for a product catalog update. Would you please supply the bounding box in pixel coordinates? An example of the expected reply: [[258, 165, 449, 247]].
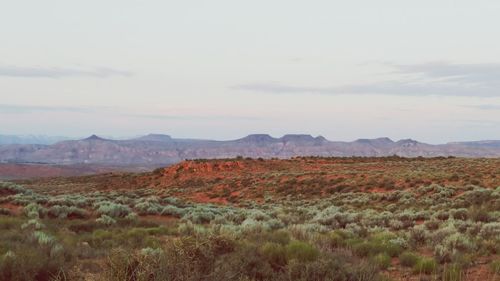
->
[[0, 157, 499, 281]]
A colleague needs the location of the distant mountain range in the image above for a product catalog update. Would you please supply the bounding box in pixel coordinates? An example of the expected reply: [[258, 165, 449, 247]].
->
[[0, 134, 70, 145], [0, 133, 499, 166]]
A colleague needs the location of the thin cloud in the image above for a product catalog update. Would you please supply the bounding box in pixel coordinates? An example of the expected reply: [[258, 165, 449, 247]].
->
[[0, 65, 132, 78], [128, 113, 261, 121], [0, 104, 261, 121], [234, 62, 500, 97], [459, 119, 500, 127], [464, 104, 500, 111], [394, 62, 500, 84], [0, 104, 92, 113]]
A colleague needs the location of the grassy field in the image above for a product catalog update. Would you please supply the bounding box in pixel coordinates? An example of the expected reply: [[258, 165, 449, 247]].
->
[[0, 157, 499, 280]]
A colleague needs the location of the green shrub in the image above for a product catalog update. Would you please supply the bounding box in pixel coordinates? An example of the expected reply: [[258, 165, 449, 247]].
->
[[435, 233, 474, 264], [285, 241, 319, 262], [352, 241, 375, 257], [372, 253, 391, 270], [469, 207, 491, 222], [182, 206, 218, 224], [327, 231, 346, 249], [21, 219, 45, 230], [288, 223, 328, 240], [0, 182, 32, 195], [160, 205, 186, 217], [68, 221, 103, 233], [388, 237, 408, 249], [96, 215, 117, 226], [177, 221, 206, 236], [266, 230, 291, 245], [413, 258, 437, 274], [0, 245, 69, 281], [450, 208, 468, 220], [409, 225, 427, 245], [399, 251, 420, 267], [146, 226, 173, 236], [23, 203, 46, 219], [286, 256, 350, 281], [442, 263, 464, 281], [425, 219, 440, 231], [351, 239, 402, 258], [479, 222, 500, 240], [436, 210, 450, 220], [134, 201, 162, 215], [0, 216, 23, 230], [383, 242, 403, 257], [124, 212, 138, 222], [490, 260, 500, 274], [32, 231, 56, 247], [95, 202, 131, 218], [91, 229, 115, 248], [104, 248, 163, 281], [347, 261, 381, 281], [260, 242, 287, 269], [123, 229, 161, 249], [48, 205, 89, 219]]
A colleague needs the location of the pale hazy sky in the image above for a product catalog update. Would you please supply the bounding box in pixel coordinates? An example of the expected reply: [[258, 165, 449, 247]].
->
[[1, 0, 499, 143]]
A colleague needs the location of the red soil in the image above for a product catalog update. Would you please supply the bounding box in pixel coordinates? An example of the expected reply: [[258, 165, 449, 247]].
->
[[0, 203, 22, 215], [19, 157, 500, 204], [190, 192, 228, 204], [415, 219, 425, 225], [163, 160, 246, 175]]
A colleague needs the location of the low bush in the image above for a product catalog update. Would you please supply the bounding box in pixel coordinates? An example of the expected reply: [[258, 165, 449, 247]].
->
[[261, 230, 291, 245], [352, 241, 376, 257], [372, 253, 391, 269], [413, 258, 437, 274], [21, 219, 45, 230], [490, 260, 500, 275], [160, 205, 186, 218], [478, 222, 500, 239], [442, 263, 464, 281], [95, 202, 131, 218], [68, 221, 103, 233], [260, 242, 287, 269], [96, 215, 117, 226], [23, 203, 46, 219], [0, 216, 23, 230], [326, 230, 348, 249], [134, 201, 163, 215], [0, 246, 68, 281], [48, 205, 89, 219], [435, 233, 474, 264], [408, 225, 427, 245], [350, 237, 402, 258], [285, 241, 319, 262], [424, 219, 440, 231], [399, 251, 420, 267]]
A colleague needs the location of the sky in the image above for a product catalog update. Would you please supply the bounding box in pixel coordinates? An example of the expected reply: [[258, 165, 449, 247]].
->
[[1, 0, 499, 144]]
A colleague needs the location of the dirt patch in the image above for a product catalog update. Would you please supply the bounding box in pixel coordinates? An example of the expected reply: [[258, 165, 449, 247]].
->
[[190, 192, 228, 204], [141, 215, 177, 225], [0, 202, 22, 215]]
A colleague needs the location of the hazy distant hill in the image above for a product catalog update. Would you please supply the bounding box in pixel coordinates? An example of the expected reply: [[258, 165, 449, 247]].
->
[[0, 134, 499, 166], [0, 134, 69, 145]]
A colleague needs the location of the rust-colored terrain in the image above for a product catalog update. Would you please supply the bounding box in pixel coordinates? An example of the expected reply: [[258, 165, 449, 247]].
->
[[22, 156, 500, 201]]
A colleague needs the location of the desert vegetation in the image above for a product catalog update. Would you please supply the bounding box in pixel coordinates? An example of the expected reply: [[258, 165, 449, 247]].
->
[[0, 157, 499, 280]]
